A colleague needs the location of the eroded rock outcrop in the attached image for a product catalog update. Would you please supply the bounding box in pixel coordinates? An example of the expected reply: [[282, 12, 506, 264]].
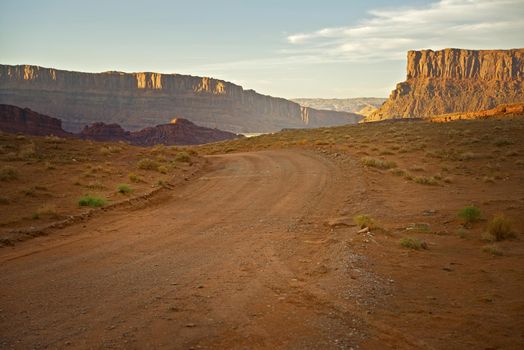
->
[[0, 65, 362, 132], [0, 104, 241, 145], [430, 103, 524, 122], [369, 48, 524, 120], [0, 104, 71, 137]]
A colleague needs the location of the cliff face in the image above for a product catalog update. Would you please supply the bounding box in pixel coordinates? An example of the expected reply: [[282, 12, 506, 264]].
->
[[0, 104, 241, 145], [0, 104, 71, 137], [0, 65, 362, 132], [369, 48, 524, 120]]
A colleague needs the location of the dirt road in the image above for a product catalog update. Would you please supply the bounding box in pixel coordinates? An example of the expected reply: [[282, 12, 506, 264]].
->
[[0, 150, 370, 349]]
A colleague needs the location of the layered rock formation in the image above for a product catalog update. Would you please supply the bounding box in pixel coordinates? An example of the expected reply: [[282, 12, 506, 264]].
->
[[0, 104, 71, 137], [292, 97, 386, 117], [369, 48, 524, 120], [430, 103, 524, 122], [79, 118, 241, 146], [0, 104, 240, 145], [0, 65, 362, 133]]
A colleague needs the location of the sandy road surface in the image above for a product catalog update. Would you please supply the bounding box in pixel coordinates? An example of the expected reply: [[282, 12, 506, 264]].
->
[[0, 150, 368, 349]]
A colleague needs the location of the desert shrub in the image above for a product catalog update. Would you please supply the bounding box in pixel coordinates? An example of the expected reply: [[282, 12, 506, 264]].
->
[[0, 166, 18, 181], [360, 157, 397, 170], [487, 214, 514, 241], [128, 173, 143, 183], [44, 161, 56, 170], [483, 176, 495, 183], [482, 244, 503, 256], [137, 158, 160, 171], [493, 139, 513, 147], [174, 152, 191, 163], [18, 143, 37, 159], [400, 237, 428, 250], [353, 214, 376, 229], [409, 165, 426, 172], [156, 180, 168, 188], [117, 184, 132, 194], [458, 205, 482, 224], [406, 223, 430, 233], [44, 135, 65, 144], [413, 176, 438, 185], [456, 227, 467, 238], [78, 195, 107, 208], [157, 165, 168, 174], [35, 204, 59, 219]]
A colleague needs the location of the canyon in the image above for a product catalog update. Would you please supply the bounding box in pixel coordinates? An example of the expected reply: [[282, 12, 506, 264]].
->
[[0, 104, 240, 146], [292, 97, 386, 117], [369, 48, 524, 121], [0, 65, 362, 133]]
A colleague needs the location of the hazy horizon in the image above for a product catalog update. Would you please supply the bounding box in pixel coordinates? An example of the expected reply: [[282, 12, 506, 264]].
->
[[1, 0, 523, 99]]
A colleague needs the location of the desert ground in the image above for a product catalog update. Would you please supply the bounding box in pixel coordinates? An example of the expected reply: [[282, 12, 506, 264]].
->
[[1, 118, 524, 349]]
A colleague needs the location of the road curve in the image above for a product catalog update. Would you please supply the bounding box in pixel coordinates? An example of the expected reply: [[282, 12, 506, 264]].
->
[[0, 150, 359, 349]]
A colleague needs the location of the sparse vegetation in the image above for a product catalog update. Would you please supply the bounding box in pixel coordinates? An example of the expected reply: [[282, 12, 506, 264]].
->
[[482, 244, 503, 256], [360, 157, 397, 170], [353, 214, 376, 229], [117, 184, 133, 194], [78, 195, 107, 208], [128, 173, 143, 183], [400, 237, 428, 250], [458, 205, 482, 224], [0, 166, 18, 181], [456, 227, 467, 238], [137, 158, 160, 171], [35, 204, 59, 219], [487, 214, 514, 241], [174, 151, 191, 163], [413, 176, 438, 185], [406, 223, 430, 233]]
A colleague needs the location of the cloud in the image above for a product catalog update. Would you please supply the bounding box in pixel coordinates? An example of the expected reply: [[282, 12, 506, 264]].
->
[[286, 0, 524, 62]]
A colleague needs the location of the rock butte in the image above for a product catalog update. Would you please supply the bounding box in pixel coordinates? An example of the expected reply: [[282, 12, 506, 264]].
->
[[0, 65, 362, 133], [369, 48, 524, 121], [0, 104, 241, 146]]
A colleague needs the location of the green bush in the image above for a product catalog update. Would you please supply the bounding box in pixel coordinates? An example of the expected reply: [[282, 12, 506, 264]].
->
[[487, 214, 514, 241], [78, 195, 107, 208], [353, 214, 376, 229], [117, 184, 132, 194], [458, 205, 482, 224], [0, 166, 18, 181]]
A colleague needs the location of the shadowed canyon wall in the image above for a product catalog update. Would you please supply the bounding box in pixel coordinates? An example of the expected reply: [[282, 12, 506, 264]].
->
[[0, 65, 362, 132], [369, 48, 524, 120]]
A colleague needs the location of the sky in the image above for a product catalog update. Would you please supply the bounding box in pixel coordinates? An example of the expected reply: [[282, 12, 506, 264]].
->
[[1, 0, 523, 98]]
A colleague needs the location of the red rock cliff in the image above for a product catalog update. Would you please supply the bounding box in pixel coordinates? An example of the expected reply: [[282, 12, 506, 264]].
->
[[369, 48, 524, 120], [0, 104, 71, 137], [0, 65, 362, 132]]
